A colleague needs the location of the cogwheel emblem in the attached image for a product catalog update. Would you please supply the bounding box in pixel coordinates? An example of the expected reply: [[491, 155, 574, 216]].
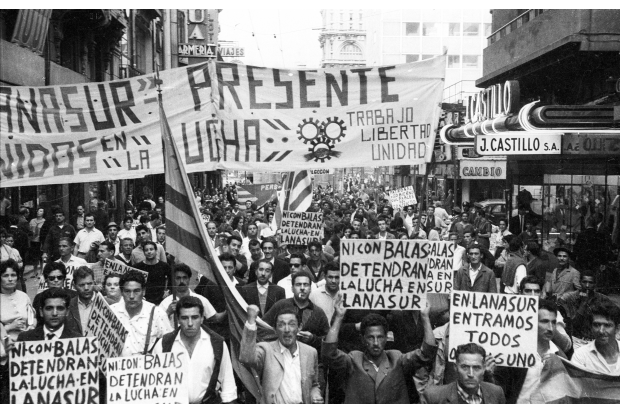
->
[[309, 137, 335, 162], [296, 118, 322, 144], [320, 116, 347, 143]]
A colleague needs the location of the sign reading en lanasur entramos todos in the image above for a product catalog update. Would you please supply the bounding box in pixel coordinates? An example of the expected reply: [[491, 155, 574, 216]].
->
[[448, 291, 538, 368], [340, 239, 455, 310]]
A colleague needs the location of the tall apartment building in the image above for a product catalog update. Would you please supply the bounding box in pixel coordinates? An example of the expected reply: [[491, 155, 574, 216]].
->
[[364, 9, 491, 102]]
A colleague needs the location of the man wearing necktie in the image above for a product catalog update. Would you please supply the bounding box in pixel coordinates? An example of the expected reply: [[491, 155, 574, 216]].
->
[[17, 288, 81, 342]]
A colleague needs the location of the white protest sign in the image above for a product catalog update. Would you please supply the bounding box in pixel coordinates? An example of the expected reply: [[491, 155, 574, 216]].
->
[[85, 293, 129, 374], [9, 336, 100, 404], [107, 352, 188, 404], [448, 291, 539, 368], [388, 186, 417, 210], [280, 210, 324, 246], [103, 258, 148, 280], [340, 239, 455, 310]]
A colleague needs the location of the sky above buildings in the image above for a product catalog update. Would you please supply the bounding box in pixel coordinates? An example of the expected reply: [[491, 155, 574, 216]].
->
[[219, 9, 324, 69]]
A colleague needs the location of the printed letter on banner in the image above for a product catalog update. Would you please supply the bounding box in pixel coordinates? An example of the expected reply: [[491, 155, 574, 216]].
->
[[9, 337, 100, 404], [448, 291, 538, 368], [280, 210, 324, 246], [340, 239, 455, 310], [106, 352, 188, 404]]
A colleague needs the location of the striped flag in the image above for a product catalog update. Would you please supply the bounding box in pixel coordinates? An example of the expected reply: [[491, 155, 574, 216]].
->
[[159, 96, 275, 400], [530, 354, 620, 403], [282, 170, 313, 211]]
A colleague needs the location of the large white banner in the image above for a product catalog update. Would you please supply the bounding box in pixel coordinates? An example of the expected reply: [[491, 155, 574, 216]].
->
[[0, 57, 446, 187]]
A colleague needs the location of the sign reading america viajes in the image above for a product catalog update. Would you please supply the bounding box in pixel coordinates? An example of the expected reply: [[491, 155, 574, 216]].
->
[[0, 57, 446, 187]]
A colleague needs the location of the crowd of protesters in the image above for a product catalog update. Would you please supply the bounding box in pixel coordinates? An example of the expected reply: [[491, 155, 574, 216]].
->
[[1, 180, 619, 404]]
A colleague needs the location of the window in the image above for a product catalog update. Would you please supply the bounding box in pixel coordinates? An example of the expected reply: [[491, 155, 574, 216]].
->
[[463, 22, 480, 36], [177, 11, 186, 43], [462, 55, 480, 68], [447, 55, 460, 68], [448, 22, 461, 36], [484, 23, 492, 37], [341, 43, 363, 61], [405, 22, 419, 36], [421, 54, 436, 60], [422, 23, 437, 36], [383, 21, 400, 36], [405, 54, 419, 63]]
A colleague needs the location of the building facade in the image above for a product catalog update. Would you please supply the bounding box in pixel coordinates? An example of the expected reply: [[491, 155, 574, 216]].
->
[[319, 9, 366, 68]]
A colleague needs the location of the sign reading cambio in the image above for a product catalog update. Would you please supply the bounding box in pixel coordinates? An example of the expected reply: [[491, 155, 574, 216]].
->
[[388, 186, 417, 210], [448, 291, 538, 368], [475, 133, 561, 155], [459, 160, 506, 180], [280, 211, 323, 246], [340, 239, 455, 310]]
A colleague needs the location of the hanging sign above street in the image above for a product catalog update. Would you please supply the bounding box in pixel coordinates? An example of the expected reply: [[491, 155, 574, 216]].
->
[[475, 133, 562, 155], [178, 43, 216, 57]]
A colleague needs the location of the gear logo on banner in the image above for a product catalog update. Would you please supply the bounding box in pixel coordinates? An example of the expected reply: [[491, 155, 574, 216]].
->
[[297, 116, 345, 162]]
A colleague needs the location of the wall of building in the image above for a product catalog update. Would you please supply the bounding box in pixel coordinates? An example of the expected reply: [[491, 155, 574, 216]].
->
[[319, 9, 366, 68]]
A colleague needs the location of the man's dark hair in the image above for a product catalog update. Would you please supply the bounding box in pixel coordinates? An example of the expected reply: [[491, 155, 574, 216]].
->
[[477, 209, 486, 217], [261, 237, 278, 249], [175, 295, 204, 318], [377, 215, 389, 224], [84, 212, 95, 220], [580, 269, 596, 281], [52, 206, 64, 216], [43, 261, 67, 279], [120, 270, 147, 288], [291, 270, 312, 285], [323, 261, 340, 274], [256, 258, 274, 269], [150, 212, 161, 221], [308, 240, 322, 251], [360, 313, 389, 336], [218, 252, 236, 265], [73, 265, 94, 283], [123, 216, 134, 224], [58, 236, 74, 246], [454, 342, 486, 362], [463, 229, 477, 237], [539, 299, 558, 315], [172, 262, 192, 278], [275, 307, 301, 326], [466, 242, 482, 254], [520, 276, 543, 292], [508, 237, 522, 253], [248, 238, 261, 249], [104, 272, 122, 285], [589, 299, 620, 327], [39, 287, 71, 309], [227, 233, 243, 245], [135, 224, 149, 234], [526, 241, 540, 257], [499, 218, 508, 226], [142, 240, 157, 251], [289, 253, 307, 266], [100, 240, 116, 253]]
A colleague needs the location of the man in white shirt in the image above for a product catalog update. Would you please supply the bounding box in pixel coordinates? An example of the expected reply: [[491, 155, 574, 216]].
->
[[111, 270, 172, 355], [53, 237, 87, 290], [159, 263, 217, 328], [105, 222, 121, 255], [118, 216, 137, 244], [309, 261, 340, 324], [572, 301, 620, 375], [153, 296, 237, 403], [434, 201, 450, 228], [73, 213, 105, 259], [491, 300, 566, 403], [376, 216, 395, 240], [205, 221, 218, 249], [448, 232, 466, 270]]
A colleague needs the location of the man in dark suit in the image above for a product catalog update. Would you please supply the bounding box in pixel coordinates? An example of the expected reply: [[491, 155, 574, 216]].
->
[[65, 265, 96, 336], [421, 343, 505, 404], [239, 259, 285, 317], [17, 287, 81, 341], [509, 205, 539, 236], [247, 238, 289, 285], [69, 205, 86, 231]]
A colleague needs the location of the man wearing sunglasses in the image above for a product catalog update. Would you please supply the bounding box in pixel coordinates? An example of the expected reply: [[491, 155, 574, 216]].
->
[[32, 262, 78, 315]]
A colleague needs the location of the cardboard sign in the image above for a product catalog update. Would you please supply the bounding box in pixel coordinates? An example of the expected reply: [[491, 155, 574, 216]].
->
[[38, 261, 89, 293], [9, 336, 100, 404], [107, 352, 188, 404], [103, 258, 148, 279], [280, 210, 324, 246], [340, 239, 455, 310], [448, 291, 538, 368], [85, 293, 129, 374], [388, 186, 417, 210]]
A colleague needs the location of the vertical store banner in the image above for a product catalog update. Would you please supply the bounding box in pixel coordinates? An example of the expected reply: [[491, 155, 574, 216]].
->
[[0, 56, 446, 187], [9, 336, 100, 404], [339, 239, 455, 310], [448, 291, 538, 368], [106, 352, 188, 404]]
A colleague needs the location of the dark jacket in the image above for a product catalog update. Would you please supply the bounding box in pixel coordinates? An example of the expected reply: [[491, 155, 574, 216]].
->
[[238, 282, 285, 317], [247, 258, 289, 285], [17, 323, 82, 341], [421, 381, 506, 404], [454, 263, 497, 293], [65, 296, 86, 336], [43, 223, 77, 261]]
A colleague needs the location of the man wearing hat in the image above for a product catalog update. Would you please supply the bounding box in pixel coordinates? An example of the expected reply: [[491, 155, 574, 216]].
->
[[544, 246, 580, 300], [105, 221, 121, 255]]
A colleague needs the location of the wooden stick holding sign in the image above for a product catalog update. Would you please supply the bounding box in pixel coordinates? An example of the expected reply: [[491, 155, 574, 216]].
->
[[448, 291, 539, 368]]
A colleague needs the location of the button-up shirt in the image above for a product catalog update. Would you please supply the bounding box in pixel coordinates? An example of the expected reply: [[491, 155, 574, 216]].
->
[[572, 339, 620, 375], [468, 265, 481, 287], [77, 298, 94, 336], [111, 300, 172, 356], [457, 382, 483, 404], [275, 341, 302, 404], [43, 325, 64, 340], [309, 285, 338, 324], [152, 329, 237, 403], [73, 228, 105, 254], [517, 341, 559, 403]]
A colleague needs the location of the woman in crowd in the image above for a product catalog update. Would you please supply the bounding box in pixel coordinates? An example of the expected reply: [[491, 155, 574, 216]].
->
[[0, 259, 35, 341], [103, 273, 123, 305]]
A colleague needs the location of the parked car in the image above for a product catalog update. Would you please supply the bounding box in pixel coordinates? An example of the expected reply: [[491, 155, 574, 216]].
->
[[474, 199, 507, 226]]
